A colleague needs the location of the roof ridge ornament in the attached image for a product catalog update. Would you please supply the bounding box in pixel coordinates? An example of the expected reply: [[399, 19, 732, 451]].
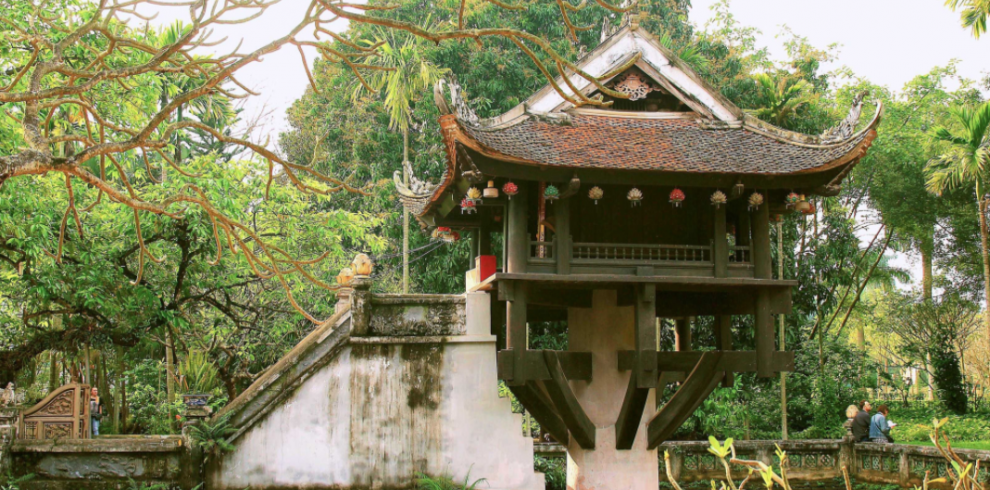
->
[[821, 91, 868, 143], [434, 78, 480, 127], [393, 160, 439, 198], [528, 110, 573, 126]]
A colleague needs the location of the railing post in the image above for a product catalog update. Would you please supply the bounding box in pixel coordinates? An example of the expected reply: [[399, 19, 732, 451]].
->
[[556, 197, 571, 274]]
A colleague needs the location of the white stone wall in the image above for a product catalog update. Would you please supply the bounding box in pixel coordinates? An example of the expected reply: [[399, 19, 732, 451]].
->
[[210, 293, 543, 490]]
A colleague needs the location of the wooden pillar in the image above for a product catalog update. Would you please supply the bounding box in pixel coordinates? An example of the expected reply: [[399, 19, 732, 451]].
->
[[555, 198, 571, 275], [752, 195, 772, 279], [507, 183, 529, 274], [479, 209, 492, 256], [505, 282, 528, 385], [713, 204, 728, 278], [714, 315, 734, 387], [492, 291, 506, 350], [635, 285, 658, 388], [755, 289, 773, 378], [675, 318, 692, 352], [469, 228, 478, 268]]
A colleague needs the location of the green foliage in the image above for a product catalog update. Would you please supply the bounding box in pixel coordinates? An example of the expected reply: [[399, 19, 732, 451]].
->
[[0, 473, 34, 490], [534, 456, 566, 490], [188, 414, 237, 461], [414, 471, 486, 490]]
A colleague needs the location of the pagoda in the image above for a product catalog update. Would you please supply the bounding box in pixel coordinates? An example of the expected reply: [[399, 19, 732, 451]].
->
[[397, 18, 880, 489]]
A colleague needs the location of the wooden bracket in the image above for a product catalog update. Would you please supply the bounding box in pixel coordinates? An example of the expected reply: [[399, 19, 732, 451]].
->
[[507, 382, 569, 446], [542, 350, 596, 449], [647, 352, 725, 449], [615, 369, 652, 450]]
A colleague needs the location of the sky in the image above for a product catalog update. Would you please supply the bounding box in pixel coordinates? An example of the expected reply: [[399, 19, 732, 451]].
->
[[142, 0, 989, 288], [686, 0, 988, 289]]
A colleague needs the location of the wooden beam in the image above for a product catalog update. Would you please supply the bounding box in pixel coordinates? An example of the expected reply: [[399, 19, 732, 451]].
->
[[714, 204, 728, 278], [542, 351, 596, 449], [636, 284, 658, 388], [479, 208, 492, 256], [752, 195, 772, 279], [615, 368, 651, 450], [505, 282, 528, 386], [755, 289, 773, 378], [507, 181, 528, 274], [675, 317, 692, 352], [555, 197, 571, 275], [498, 350, 593, 382], [508, 382, 569, 446], [617, 350, 794, 373], [647, 352, 725, 449], [714, 315, 734, 387]]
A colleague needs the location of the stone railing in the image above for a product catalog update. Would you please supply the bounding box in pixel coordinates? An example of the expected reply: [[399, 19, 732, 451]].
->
[[7, 436, 202, 490], [536, 438, 990, 489]]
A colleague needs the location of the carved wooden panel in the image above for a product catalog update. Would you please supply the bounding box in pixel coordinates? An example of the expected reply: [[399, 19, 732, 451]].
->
[[18, 384, 90, 440]]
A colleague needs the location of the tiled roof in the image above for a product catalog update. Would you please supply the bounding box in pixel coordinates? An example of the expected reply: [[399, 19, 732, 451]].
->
[[460, 114, 875, 174]]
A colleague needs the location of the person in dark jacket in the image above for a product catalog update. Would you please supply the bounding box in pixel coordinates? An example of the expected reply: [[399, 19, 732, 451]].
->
[[851, 400, 872, 442]]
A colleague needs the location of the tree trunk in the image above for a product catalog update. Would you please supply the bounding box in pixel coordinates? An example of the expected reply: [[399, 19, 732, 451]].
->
[[166, 330, 175, 404], [48, 350, 59, 392], [402, 128, 410, 294], [921, 241, 934, 301], [977, 184, 990, 370]]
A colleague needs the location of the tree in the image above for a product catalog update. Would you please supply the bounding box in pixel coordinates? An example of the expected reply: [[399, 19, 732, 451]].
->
[[356, 29, 448, 294], [926, 101, 990, 363], [945, 0, 989, 39], [873, 290, 979, 414], [0, 0, 644, 329]]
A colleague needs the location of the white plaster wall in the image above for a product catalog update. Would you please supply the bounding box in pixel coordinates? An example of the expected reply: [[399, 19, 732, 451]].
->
[[211, 293, 543, 490]]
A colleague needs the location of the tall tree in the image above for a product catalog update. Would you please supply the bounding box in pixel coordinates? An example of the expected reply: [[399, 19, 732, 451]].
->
[[926, 101, 990, 361], [356, 29, 448, 293]]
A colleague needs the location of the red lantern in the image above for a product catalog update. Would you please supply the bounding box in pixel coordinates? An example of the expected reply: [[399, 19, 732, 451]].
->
[[461, 198, 477, 214], [669, 188, 685, 207], [502, 181, 519, 199]]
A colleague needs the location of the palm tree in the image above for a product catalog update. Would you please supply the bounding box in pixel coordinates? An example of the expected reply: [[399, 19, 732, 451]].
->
[[945, 0, 989, 39], [357, 29, 448, 293], [925, 101, 990, 359], [748, 73, 815, 129]]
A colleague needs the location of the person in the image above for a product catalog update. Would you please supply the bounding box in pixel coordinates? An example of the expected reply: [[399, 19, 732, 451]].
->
[[870, 404, 894, 443], [851, 400, 872, 442], [89, 387, 104, 437]]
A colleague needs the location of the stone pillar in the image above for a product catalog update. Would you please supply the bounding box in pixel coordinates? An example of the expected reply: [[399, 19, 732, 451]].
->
[[350, 276, 373, 336], [566, 290, 658, 490]]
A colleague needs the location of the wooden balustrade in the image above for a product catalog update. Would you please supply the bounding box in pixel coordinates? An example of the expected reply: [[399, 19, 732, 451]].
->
[[571, 243, 712, 263]]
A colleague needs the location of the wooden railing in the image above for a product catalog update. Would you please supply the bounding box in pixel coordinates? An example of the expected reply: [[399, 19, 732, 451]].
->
[[528, 239, 555, 263], [571, 243, 712, 263], [729, 245, 751, 263]]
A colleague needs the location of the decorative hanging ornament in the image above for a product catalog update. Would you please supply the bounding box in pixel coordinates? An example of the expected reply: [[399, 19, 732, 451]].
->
[[466, 187, 483, 204], [785, 192, 801, 208], [460, 197, 477, 214], [544, 184, 560, 203], [483, 180, 499, 199], [588, 186, 604, 204], [627, 187, 644, 207], [448, 230, 461, 243], [795, 195, 813, 214], [432, 226, 454, 242], [669, 188, 686, 208], [502, 181, 518, 200], [801, 202, 816, 216], [748, 192, 764, 211], [710, 190, 727, 208]]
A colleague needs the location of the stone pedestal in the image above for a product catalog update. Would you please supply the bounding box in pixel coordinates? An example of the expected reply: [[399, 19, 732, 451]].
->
[[566, 290, 658, 490]]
